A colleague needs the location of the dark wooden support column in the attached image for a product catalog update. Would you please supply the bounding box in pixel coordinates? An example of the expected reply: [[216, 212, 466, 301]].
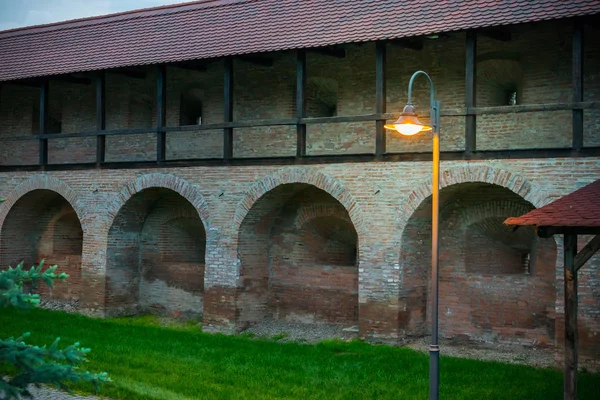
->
[[39, 81, 49, 166], [296, 49, 307, 158], [96, 72, 106, 165], [375, 41, 387, 156], [465, 30, 477, 152], [156, 65, 167, 162], [224, 58, 234, 160], [564, 232, 578, 400], [572, 19, 584, 151]]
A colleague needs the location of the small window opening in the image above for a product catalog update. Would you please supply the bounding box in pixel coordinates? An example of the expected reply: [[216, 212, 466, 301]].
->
[[507, 90, 517, 106], [179, 93, 203, 126]]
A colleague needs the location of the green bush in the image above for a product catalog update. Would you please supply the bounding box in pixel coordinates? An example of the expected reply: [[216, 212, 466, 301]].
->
[[0, 260, 110, 399]]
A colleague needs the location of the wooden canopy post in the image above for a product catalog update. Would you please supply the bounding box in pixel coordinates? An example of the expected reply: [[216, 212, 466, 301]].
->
[[563, 233, 578, 400]]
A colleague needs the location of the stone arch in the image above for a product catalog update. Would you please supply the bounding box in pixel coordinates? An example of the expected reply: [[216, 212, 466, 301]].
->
[[234, 168, 362, 334], [0, 175, 84, 231], [234, 167, 365, 244], [0, 185, 84, 302], [104, 173, 210, 318], [397, 166, 557, 345]]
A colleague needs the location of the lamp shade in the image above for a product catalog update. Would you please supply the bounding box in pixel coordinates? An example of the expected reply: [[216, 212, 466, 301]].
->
[[384, 104, 433, 136]]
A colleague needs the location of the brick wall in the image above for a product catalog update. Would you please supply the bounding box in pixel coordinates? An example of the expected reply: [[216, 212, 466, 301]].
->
[[2, 19, 597, 165]]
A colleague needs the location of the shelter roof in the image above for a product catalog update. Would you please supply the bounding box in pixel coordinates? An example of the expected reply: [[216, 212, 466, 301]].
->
[[505, 180, 600, 228], [1, 0, 600, 82]]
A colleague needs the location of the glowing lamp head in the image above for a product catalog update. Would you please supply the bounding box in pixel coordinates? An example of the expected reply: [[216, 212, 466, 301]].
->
[[384, 104, 433, 136]]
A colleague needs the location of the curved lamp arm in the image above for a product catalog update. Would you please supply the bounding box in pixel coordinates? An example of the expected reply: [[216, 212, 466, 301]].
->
[[406, 70, 439, 132]]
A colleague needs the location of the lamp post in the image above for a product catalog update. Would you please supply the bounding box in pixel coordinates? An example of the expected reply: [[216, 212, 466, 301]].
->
[[384, 70, 441, 400]]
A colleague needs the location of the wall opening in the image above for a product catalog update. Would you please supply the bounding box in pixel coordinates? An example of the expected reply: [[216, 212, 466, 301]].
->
[[237, 183, 358, 331], [400, 182, 557, 345], [0, 189, 83, 301], [106, 187, 206, 318], [179, 88, 204, 126]]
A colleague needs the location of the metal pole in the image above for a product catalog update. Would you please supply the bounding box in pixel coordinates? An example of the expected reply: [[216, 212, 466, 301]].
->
[[430, 100, 441, 400]]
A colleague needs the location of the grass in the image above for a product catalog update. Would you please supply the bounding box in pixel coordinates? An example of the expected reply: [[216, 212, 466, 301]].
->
[[1, 308, 599, 400]]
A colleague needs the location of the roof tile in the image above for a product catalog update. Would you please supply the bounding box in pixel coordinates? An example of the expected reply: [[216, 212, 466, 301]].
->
[[1, 0, 599, 82]]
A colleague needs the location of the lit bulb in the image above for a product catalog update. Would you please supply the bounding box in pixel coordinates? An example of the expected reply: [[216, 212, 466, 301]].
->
[[395, 123, 423, 136]]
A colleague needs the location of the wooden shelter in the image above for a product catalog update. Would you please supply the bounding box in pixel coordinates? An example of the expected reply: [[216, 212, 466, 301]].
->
[[505, 179, 600, 400]]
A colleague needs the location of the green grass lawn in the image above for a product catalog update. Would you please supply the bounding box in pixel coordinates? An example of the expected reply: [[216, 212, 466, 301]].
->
[[1, 307, 599, 400]]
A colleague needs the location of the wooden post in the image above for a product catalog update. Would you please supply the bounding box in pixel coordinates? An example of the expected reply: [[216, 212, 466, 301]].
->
[[224, 58, 234, 160], [572, 19, 584, 151], [296, 49, 306, 158], [564, 232, 578, 400], [375, 41, 387, 156], [156, 65, 167, 162], [465, 30, 477, 153], [96, 72, 106, 165], [39, 81, 49, 166]]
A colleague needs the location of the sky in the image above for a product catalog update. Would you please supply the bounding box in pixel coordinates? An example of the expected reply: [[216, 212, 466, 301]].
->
[[0, 0, 191, 31]]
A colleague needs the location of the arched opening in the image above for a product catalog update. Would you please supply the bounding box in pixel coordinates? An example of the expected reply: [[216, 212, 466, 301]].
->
[[400, 182, 557, 345], [0, 189, 83, 300], [237, 183, 358, 333], [106, 188, 206, 318]]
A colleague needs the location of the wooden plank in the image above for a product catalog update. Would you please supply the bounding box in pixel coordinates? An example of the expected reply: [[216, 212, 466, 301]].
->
[[389, 38, 423, 51], [575, 235, 600, 271], [39, 81, 49, 166], [4, 147, 600, 172], [375, 41, 387, 156], [296, 49, 306, 158], [465, 30, 477, 152], [563, 233, 578, 400], [469, 101, 598, 115], [572, 19, 584, 150], [479, 27, 511, 41], [224, 57, 234, 160], [96, 72, 106, 165], [156, 65, 167, 162], [309, 46, 345, 58], [238, 55, 274, 67]]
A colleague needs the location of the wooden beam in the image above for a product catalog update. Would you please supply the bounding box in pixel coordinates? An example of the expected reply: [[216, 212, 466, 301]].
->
[[465, 30, 477, 152], [96, 72, 106, 165], [389, 38, 423, 51], [156, 65, 167, 162], [52, 75, 92, 85], [572, 18, 584, 151], [171, 62, 208, 72], [375, 41, 386, 156], [39, 81, 49, 166], [238, 55, 274, 67], [109, 68, 147, 80], [296, 50, 306, 158], [309, 46, 346, 58], [479, 27, 511, 41], [223, 57, 234, 160], [575, 234, 600, 271], [538, 226, 600, 238], [563, 233, 578, 400]]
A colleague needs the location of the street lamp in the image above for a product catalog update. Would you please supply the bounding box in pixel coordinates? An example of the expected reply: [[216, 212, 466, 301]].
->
[[385, 70, 441, 400]]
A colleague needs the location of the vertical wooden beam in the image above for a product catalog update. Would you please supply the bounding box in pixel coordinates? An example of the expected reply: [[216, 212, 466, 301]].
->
[[296, 49, 307, 158], [465, 30, 477, 153], [96, 71, 106, 165], [572, 19, 584, 151], [564, 232, 578, 400], [224, 58, 234, 160], [39, 81, 49, 166], [156, 65, 167, 162], [375, 41, 387, 156]]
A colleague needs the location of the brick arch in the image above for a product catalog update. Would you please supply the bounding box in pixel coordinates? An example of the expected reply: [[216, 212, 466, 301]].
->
[[294, 203, 352, 230], [104, 173, 211, 232], [455, 200, 533, 229], [397, 165, 546, 233], [0, 175, 84, 232], [233, 167, 365, 242]]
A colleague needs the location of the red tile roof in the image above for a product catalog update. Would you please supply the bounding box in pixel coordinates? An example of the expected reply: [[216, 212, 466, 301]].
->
[[505, 180, 600, 228], [1, 0, 599, 82]]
